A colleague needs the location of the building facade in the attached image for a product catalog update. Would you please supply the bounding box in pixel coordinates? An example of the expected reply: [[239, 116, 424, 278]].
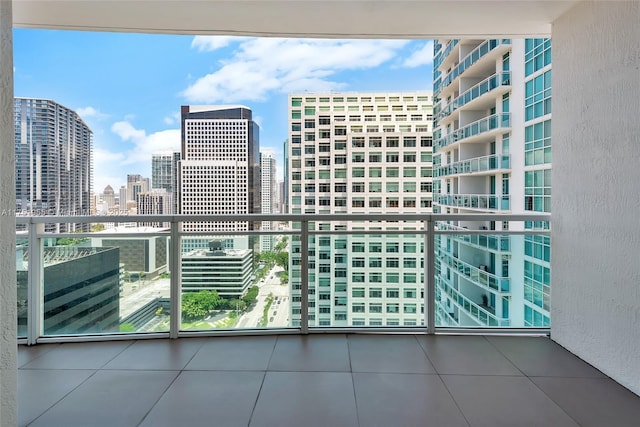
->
[[14, 98, 92, 232], [136, 188, 172, 227], [178, 105, 260, 233], [432, 39, 551, 327], [260, 149, 277, 251], [181, 241, 253, 298], [17, 246, 120, 335], [287, 92, 434, 327], [151, 151, 180, 214]]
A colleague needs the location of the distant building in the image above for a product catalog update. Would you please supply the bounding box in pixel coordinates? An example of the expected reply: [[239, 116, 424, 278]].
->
[[103, 185, 116, 209], [14, 98, 93, 232], [152, 151, 180, 214], [17, 245, 120, 335], [178, 105, 260, 232], [260, 149, 277, 251], [181, 240, 253, 298], [136, 188, 172, 227], [91, 226, 169, 280]]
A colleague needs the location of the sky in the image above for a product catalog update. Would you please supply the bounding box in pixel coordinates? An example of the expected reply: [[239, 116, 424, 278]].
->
[[14, 29, 434, 192]]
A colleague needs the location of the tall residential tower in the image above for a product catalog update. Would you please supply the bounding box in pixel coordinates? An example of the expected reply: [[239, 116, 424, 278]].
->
[[432, 39, 551, 328], [14, 98, 93, 232]]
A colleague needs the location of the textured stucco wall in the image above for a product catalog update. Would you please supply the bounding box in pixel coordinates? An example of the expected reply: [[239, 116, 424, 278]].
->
[[0, 0, 17, 424], [551, 1, 640, 395]]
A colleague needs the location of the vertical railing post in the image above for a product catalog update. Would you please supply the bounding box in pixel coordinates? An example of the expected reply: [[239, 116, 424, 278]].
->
[[300, 220, 309, 334], [425, 216, 436, 334], [27, 221, 43, 345], [169, 218, 181, 339]]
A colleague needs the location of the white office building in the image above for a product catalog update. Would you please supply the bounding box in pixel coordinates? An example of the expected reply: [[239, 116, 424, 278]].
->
[[432, 39, 551, 328], [287, 92, 433, 327]]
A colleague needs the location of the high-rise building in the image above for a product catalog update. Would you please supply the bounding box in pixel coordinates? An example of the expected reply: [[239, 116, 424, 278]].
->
[[432, 39, 551, 328], [151, 151, 180, 214], [102, 185, 116, 210], [287, 92, 434, 327], [260, 149, 277, 251], [126, 174, 150, 205], [14, 98, 92, 232], [136, 189, 173, 227], [118, 185, 127, 211], [178, 105, 260, 233]]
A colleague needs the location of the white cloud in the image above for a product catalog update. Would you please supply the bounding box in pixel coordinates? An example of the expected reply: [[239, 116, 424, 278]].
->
[[76, 106, 109, 120], [163, 111, 181, 125], [402, 41, 434, 68], [191, 35, 245, 52], [183, 38, 409, 103], [110, 121, 180, 165]]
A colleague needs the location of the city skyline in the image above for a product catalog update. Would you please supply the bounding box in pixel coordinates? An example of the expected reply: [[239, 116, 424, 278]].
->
[[14, 29, 434, 191]]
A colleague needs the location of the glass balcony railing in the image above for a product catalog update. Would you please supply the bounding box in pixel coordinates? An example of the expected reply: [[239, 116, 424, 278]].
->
[[435, 72, 511, 122], [435, 154, 510, 177], [437, 223, 511, 252], [434, 113, 511, 150], [440, 39, 511, 91], [14, 213, 550, 343], [436, 194, 511, 211], [438, 250, 510, 292]]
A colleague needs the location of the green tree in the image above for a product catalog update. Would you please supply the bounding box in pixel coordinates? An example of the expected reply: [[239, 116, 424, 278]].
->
[[228, 298, 247, 313], [242, 285, 259, 306], [181, 290, 224, 321], [279, 270, 289, 285], [275, 251, 289, 271]]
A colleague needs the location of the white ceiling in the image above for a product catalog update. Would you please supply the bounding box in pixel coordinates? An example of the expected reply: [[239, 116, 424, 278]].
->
[[13, 0, 580, 38]]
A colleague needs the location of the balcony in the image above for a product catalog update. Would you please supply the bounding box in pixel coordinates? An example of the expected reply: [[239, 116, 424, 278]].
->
[[435, 71, 512, 124], [434, 113, 511, 151], [435, 154, 510, 177], [18, 333, 640, 427], [438, 39, 512, 98], [437, 194, 510, 211]]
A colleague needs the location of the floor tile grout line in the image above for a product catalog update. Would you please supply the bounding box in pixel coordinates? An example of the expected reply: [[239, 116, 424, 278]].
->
[[264, 334, 280, 372], [413, 335, 472, 427], [524, 375, 583, 427], [23, 368, 101, 427], [346, 335, 362, 427], [247, 371, 268, 427], [134, 370, 183, 427], [18, 343, 60, 368], [481, 335, 528, 377]]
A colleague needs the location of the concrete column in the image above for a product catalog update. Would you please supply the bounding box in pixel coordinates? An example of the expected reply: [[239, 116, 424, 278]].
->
[[0, 0, 16, 424], [551, 1, 640, 395]]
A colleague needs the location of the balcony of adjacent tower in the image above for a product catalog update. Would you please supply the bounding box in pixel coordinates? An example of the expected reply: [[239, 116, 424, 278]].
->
[[434, 113, 511, 151], [435, 71, 511, 126], [437, 39, 512, 100]]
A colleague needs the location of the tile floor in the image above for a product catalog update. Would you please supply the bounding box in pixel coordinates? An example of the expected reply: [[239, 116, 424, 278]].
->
[[17, 334, 640, 427]]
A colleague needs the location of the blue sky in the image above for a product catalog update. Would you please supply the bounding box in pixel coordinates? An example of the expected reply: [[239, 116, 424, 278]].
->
[[14, 29, 433, 191]]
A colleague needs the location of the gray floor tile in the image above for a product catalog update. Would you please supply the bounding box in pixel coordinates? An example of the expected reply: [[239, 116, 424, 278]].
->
[[28, 370, 179, 427], [531, 376, 640, 427], [20, 340, 133, 370], [442, 375, 578, 427], [18, 369, 95, 427], [184, 335, 276, 371], [103, 337, 206, 370], [487, 336, 606, 377], [353, 373, 468, 427], [418, 335, 521, 375], [250, 371, 358, 427], [349, 335, 436, 374], [268, 335, 350, 372], [140, 371, 265, 427], [18, 343, 59, 368]]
